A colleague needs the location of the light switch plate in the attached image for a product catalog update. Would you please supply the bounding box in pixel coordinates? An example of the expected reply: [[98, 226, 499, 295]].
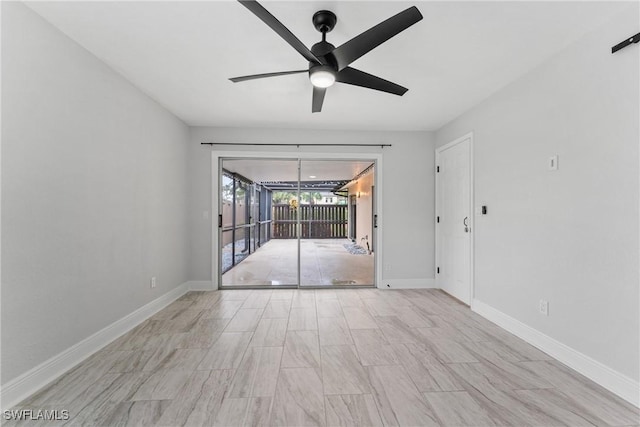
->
[[548, 155, 559, 171]]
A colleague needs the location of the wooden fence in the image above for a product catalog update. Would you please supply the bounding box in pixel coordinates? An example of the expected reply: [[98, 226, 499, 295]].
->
[[272, 204, 347, 239]]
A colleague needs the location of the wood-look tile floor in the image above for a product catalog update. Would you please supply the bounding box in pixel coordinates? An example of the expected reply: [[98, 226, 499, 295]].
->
[[8, 289, 639, 426]]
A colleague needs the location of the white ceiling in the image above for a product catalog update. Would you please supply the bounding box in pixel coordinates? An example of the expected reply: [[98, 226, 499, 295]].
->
[[26, 1, 627, 131], [223, 158, 373, 183]]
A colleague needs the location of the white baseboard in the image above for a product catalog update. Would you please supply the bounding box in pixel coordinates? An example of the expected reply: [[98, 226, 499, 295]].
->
[[472, 299, 640, 408], [379, 278, 436, 289], [0, 282, 191, 410], [186, 280, 215, 291]]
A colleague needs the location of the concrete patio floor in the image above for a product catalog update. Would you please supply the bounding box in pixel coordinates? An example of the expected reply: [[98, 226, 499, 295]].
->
[[222, 239, 374, 287]]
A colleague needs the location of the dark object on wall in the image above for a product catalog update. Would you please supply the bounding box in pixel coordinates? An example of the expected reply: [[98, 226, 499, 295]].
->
[[230, 0, 423, 112], [612, 32, 640, 54]]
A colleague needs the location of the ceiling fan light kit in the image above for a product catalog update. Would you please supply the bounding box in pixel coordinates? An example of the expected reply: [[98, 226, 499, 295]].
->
[[231, 0, 423, 112], [309, 65, 336, 88]]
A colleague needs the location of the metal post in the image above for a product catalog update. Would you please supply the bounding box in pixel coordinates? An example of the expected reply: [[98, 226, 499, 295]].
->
[[231, 177, 236, 267]]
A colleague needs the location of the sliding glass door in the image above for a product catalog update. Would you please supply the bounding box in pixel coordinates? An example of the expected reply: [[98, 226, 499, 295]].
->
[[219, 157, 376, 289]]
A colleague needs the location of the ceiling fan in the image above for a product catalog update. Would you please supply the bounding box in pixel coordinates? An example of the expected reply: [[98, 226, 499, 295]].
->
[[230, 0, 423, 113]]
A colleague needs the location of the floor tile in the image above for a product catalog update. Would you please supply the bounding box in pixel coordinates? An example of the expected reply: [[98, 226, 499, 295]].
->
[[282, 330, 321, 369], [318, 317, 353, 346], [367, 364, 439, 426], [197, 332, 253, 370], [156, 369, 234, 426], [291, 291, 316, 308], [242, 291, 273, 309], [204, 299, 245, 319], [317, 299, 344, 318], [374, 315, 421, 343], [342, 306, 378, 329], [225, 308, 264, 332], [213, 397, 250, 426], [244, 396, 273, 426], [519, 360, 640, 426], [250, 318, 288, 347], [263, 299, 292, 319], [62, 372, 150, 425], [151, 348, 207, 371], [96, 400, 171, 426], [228, 346, 283, 398], [446, 362, 564, 426], [321, 345, 371, 395], [325, 394, 383, 427], [396, 305, 437, 328], [392, 342, 465, 392], [288, 307, 318, 331], [424, 391, 497, 426], [513, 388, 607, 426], [351, 329, 398, 366], [336, 291, 367, 308], [270, 290, 294, 300], [415, 328, 479, 363], [270, 368, 325, 426], [179, 317, 230, 349], [128, 369, 191, 401], [25, 352, 122, 406]]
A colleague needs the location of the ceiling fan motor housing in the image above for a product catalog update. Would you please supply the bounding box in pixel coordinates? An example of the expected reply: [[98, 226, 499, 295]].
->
[[310, 41, 337, 67], [309, 40, 338, 86]]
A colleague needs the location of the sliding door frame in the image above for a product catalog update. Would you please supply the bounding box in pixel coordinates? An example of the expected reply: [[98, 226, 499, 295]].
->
[[212, 150, 384, 290]]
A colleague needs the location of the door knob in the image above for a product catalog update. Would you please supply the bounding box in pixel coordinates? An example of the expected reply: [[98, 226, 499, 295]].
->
[[463, 216, 470, 233]]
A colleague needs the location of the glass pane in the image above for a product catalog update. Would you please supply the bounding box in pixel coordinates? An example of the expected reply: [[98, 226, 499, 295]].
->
[[234, 226, 251, 264], [221, 230, 234, 274], [221, 158, 299, 287], [221, 174, 233, 228], [235, 180, 247, 226], [299, 160, 375, 287]]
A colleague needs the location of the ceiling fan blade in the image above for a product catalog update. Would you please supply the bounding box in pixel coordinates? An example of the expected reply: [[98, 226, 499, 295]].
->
[[331, 6, 423, 70], [312, 87, 326, 113], [230, 70, 308, 83], [336, 67, 408, 96], [239, 1, 321, 64]]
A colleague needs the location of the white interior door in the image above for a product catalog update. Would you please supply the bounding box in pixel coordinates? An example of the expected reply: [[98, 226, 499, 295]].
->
[[436, 136, 472, 304]]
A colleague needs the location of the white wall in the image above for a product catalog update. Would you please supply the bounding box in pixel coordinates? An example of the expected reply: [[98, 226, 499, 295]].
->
[[346, 169, 375, 251], [188, 127, 435, 288], [436, 5, 639, 385], [1, 2, 190, 384]]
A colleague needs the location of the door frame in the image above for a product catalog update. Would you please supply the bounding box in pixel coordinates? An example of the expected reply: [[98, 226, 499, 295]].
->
[[211, 150, 383, 290], [435, 132, 474, 305]]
